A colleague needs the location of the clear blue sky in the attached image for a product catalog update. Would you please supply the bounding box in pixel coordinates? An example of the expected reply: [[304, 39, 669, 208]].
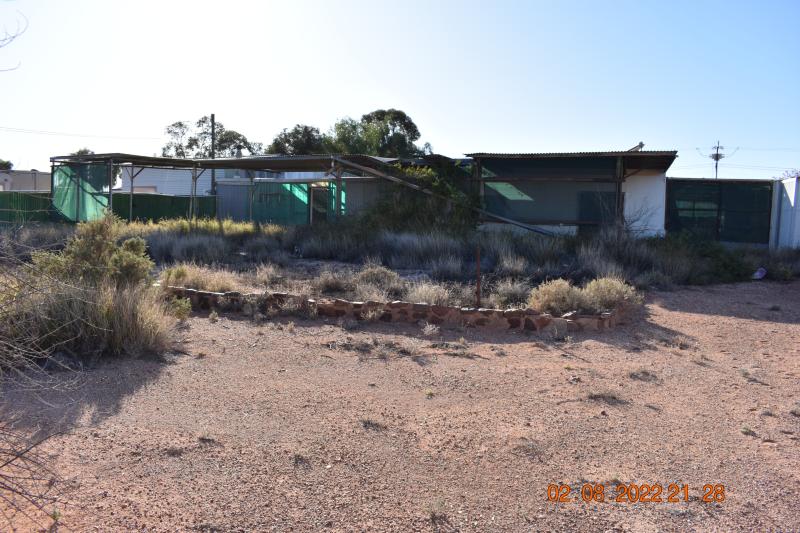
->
[[1, 0, 798, 178]]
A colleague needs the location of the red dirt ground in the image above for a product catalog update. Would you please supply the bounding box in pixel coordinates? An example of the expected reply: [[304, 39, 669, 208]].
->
[[4, 281, 800, 532]]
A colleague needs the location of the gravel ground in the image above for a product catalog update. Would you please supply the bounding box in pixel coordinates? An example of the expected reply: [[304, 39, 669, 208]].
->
[[3, 281, 800, 532]]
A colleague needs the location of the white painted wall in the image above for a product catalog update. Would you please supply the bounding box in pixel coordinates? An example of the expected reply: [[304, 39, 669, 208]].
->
[[119, 168, 283, 195], [622, 172, 666, 236], [120, 168, 210, 195], [775, 176, 800, 248], [0, 170, 51, 191]]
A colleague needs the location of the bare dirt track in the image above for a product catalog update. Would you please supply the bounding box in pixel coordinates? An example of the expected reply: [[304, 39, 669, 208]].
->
[[4, 281, 800, 532]]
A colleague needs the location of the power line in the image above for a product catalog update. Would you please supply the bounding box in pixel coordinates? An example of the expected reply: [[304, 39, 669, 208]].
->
[[0, 125, 160, 140]]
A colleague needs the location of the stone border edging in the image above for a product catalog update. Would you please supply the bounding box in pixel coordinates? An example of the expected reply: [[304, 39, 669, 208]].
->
[[166, 286, 624, 334]]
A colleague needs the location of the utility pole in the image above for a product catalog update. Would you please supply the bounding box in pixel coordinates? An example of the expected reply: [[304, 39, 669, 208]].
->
[[698, 141, 738, 179], [210, 113, 216, 194]]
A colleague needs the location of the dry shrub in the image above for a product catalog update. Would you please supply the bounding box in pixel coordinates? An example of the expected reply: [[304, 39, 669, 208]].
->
[[242, 235, 281, 261], [0, 419, 63, 530], [353, 282, 388, 302], [162, 263, 240, 293], [495, 254, 528, 278], [427, 255, 463, 281], [6, 281, 173, 360], [255, 263, 283, 288], [406, 281, 452, 306], [380, 231, 464, 269], [313, 269, 352, 294], [582, 277, 643, 313], [577, 241, 626, 279], [488, 279, 531, 309], [528, 279, 586, 316], [354, 264, 404, 296]]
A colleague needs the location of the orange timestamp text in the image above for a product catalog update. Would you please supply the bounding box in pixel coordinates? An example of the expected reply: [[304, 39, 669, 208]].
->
[[547, 483, 725, 503]]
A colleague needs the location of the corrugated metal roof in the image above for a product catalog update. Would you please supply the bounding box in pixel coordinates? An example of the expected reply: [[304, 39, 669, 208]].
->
[[465, 150, 677, 158]]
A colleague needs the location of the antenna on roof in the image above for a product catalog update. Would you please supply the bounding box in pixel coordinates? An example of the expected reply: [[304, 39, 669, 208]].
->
[[697, 141, 739, 179], [627, 142, 645, 152]]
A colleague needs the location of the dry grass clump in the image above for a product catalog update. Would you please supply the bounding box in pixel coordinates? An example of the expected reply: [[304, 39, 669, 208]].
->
[[406, 281, 452, 306], [488, 279, 531, 309], [380, 231, 464, 269], [0, 223, 74, 261], [255, 263, 283, 288], [162, 263, 241, 293], [242, 235, 281, 261], [354, 264, 404, 296], [582, 277, 643, 313], [528, 276, 642, 315], [426, 255, 463, 281], [313, 269, 352, 294], [353, 282, 388, 302], [495, 254, 529, 278], [528, 279, 586, 316]]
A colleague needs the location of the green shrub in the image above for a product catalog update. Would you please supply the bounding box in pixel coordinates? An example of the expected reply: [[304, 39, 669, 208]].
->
[[528, 279, 585, 316], [169, 297, 192, 320], [32, 213, 153, 286], [582, 277, 643, 313]]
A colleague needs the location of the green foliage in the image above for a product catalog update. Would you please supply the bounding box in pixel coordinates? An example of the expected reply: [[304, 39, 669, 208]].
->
[[267, 124, 326, 155], [0, 158, 12, 170], [360, 163, 479, 232], [33, 212, 153, 286], [161, 116, 264, 158], [169, 297, 192, 321]]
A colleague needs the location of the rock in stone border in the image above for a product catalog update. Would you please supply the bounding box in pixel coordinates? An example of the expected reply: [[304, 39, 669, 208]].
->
[[166, 286, 627, 334]]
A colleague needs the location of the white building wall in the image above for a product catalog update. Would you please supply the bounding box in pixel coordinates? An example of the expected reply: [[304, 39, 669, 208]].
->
[[119, 168, 285, 195], [120, 168, 209, 195], [622, 172, 666, 236], [775, 176, 800, 248], [0, 170, 51, 191]]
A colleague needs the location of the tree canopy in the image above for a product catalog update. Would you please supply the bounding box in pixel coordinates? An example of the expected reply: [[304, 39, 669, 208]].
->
[[266, 108, 431, 158], [0, 159, 12, 171], [266, 125, 326, 155], [161, 116, 264, 158], [161, 109, 430, 160]]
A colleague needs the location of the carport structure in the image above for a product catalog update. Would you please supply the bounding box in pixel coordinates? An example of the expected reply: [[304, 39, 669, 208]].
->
[[49, 153, 396, 223], [50, 152, 553, 231]]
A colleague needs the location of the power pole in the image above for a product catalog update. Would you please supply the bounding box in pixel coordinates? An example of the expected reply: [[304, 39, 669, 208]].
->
[[210, 113, 216, 194], [698, 141, 738, 179]]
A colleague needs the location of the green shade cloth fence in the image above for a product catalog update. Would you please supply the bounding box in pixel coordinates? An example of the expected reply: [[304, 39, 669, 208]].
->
[[0, 192, 52, 223], [251, 183, 312, 225], [52, 163, 110, 222], [666, 180, 773, 244], [112, 193, 216, 221]]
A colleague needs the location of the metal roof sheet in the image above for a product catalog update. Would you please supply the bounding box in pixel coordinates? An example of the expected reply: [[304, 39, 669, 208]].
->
[[465, 150, 677, 159]]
